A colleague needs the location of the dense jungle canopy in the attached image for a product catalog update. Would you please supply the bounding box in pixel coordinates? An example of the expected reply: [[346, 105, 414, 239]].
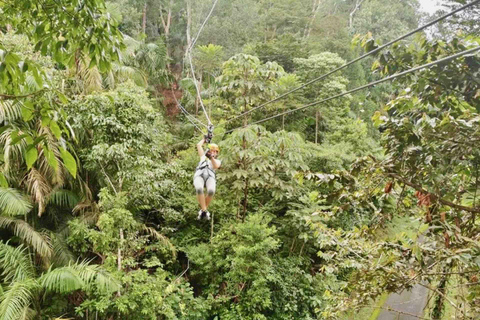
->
[[0, 0, 479, 319]]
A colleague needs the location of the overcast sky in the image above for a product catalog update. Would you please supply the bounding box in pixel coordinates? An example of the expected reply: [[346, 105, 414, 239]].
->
[[418, 0, 446, 14]]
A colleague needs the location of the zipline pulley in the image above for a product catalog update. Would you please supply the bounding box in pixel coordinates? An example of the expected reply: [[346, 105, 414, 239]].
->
[[205, 124, 214, 143]]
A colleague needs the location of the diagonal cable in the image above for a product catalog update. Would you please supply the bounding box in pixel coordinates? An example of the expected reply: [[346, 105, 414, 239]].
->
[[224, 46, 480, 134], [186, 0, 220, 126], [224, 0, 480, 125]]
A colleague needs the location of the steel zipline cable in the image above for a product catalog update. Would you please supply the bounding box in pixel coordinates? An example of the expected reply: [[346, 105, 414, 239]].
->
[[224, 46, 480, 134], [170, 88, 208, 133], [178, 103, 207, 133], [186, 0, 220, 126], [223, 0, 480, 125], [187, 0, 220, 53]]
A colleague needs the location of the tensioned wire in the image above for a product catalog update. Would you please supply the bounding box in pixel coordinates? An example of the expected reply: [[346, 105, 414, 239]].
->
[[223, 0, 480, 125], [186, 0, 220, 126], [224, 46, 480, 133]]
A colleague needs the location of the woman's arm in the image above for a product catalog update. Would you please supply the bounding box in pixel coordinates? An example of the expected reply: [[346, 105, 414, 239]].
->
[[211, 157, 221, 169], [197, 138, 205, 157]]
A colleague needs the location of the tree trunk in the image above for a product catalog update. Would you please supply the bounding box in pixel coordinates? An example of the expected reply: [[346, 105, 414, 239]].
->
[[315, 110, 319, 144], [116, 228, 124, 297], [304, 0, 321, 39], [186, 0, 192, 51], [243, 179, 248, 221], [349, 0, 365, 30], [160, 0, 173, 61], [242, 134, 248, 220], [142, 2, 147, 34], [117, 228, 124, 271], [243, 80, 248, 126]]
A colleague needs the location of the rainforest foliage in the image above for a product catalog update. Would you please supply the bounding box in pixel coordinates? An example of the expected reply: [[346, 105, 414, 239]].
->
[[0, 0, 479, 319]]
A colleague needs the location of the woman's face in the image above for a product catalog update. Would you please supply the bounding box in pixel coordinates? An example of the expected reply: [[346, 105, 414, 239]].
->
[[211, 149, 219, 158]]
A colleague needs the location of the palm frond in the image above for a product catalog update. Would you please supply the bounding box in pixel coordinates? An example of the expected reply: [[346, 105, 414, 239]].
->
[[112, 63, 146, 86], [0, 127, 28, 173], [18, 306, 36, 320], [0, 187, 32, 216], [0, 100, 22, 123], [74, 175, 93, 203], [50, 231, 75, 267], [47, 189, 79, 209], [143, 226, 177, 258], [72, 200, 99, 224], [0, 278, 39, 320], [25, 75, 39, 91], [69, 260, 120, 294], [25, 168, 52, 217], [82, 66, 103, 94], [122, 34, 142, 57], [0, 217, 52, 259], [39, 266, 83, 293], [37, 124, 65, 186], [0, 241, 35, 282]]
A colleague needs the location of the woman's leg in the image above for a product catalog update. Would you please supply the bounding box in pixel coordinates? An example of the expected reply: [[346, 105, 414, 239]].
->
[[193, 175, 207, 211], [205, 177, 216, 208]]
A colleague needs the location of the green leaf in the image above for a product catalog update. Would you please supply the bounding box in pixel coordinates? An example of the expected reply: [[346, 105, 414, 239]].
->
[[0, 173, 8, 188], [41, 116, 51, 127], [21, 105, 34, 122], [11, 134, 29, 145], [60, 148, 77, 178], [418, 223, 429, 234], [56, 91, 69, 104], [49, 120, 62, 139], [43, 147, 58, 172], [25, 147, 38, 169]]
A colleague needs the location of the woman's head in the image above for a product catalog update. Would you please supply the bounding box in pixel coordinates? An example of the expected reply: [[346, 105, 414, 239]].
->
[[208, 144, 220, 158]]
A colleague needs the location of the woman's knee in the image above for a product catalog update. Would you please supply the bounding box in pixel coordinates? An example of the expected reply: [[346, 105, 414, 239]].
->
[[207, 188, 215, 196]]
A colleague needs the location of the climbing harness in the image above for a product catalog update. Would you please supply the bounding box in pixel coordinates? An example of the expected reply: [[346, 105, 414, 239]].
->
[[195, 155, 216, 183]]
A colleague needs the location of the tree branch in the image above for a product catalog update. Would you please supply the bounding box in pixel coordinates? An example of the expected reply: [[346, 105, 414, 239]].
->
[[384, 172, 480, 214], [419, 283, 464, 317], [349, 0, 365, 29], [0, 89, 45, 100], [360, 306, 430, 319]]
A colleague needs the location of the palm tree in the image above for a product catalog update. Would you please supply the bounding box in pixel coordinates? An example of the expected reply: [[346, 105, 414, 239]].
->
[[69, 36, 170, 95], [0, 188, 119, 320], [0, 242, 120, 320]]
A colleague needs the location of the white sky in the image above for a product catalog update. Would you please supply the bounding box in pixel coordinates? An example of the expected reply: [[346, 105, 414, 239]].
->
[[418, 0, 446, 14]]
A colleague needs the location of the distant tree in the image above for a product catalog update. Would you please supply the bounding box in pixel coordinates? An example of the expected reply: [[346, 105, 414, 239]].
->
[[431, 0, 480, 37]]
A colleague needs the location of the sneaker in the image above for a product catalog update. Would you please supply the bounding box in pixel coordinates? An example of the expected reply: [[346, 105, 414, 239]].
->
[[197, 210, 203, 220], [204, 211, 211, 220]]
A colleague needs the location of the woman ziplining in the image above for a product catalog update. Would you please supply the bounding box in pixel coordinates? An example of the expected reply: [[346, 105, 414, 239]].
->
[[193, 127, 221, 220]]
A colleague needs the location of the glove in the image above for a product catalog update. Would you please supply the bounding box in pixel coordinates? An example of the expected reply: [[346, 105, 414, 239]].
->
[[205, 150, 212, 159]]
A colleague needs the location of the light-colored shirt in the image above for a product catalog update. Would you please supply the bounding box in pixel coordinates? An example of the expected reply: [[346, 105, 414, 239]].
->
[[197, 155, 215, 171]]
